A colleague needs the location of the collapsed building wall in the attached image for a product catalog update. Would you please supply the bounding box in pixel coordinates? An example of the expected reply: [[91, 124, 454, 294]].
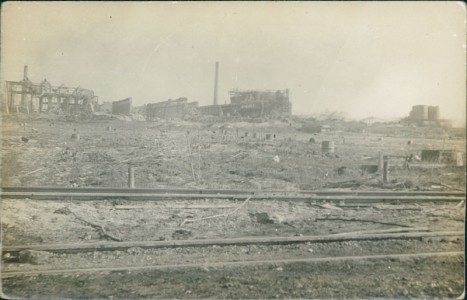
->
[[3, 65, 98, 114], [146, 98, 198, 120], [112, 97, 132, 115]]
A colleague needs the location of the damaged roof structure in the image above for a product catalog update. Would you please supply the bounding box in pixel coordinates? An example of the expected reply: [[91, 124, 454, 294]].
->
[[3, 66, 98, 115]]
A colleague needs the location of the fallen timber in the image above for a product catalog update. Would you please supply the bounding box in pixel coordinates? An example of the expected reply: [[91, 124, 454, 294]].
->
[[3, 230, 463, 254], [2, 251, 463, 278]]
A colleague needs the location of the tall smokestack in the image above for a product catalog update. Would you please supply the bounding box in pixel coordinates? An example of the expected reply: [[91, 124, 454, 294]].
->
[[213, 61, 219, 105], [23, 65, 28, 81], [21, 65, 29, 112]]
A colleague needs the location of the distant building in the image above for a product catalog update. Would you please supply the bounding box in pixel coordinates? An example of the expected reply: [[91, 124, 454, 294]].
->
[[409, 105, 439, 121], [4, 65, 98, 114], [407, 105, 449, 127], [198, 89, 292, 118], [146, 98, 198, 120], [112, 98, 132, 115]]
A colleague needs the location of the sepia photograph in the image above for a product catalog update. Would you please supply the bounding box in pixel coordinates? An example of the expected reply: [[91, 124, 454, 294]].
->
[[1, 1, 465, 298]]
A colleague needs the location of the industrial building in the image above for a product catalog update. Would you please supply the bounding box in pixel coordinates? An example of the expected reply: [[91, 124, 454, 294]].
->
[[112, 98, 132, 115], [198, 89, 292, 118], [197, 62, 292, 118], [3, 63, 292, 120], [3, 66, 98, 114], [146, 98, 199, 120]]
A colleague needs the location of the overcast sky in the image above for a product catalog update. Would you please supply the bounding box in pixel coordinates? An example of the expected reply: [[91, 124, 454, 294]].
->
[[2, 2, 466, 124]]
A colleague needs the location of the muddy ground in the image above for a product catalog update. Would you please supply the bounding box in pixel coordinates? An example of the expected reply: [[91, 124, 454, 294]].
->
[[1, 114, 465, 298]]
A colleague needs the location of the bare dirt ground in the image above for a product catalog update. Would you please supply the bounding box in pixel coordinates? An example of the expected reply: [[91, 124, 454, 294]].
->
[[2, 114, 465, 190], [1, 114, 465, 298], [3, 255, 464, 299], [1, 199, 464, 245]]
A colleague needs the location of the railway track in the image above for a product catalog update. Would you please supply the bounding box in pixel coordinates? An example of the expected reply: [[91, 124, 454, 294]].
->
[[2, 186, 464, 298], [1, 186, 465, 203], [3, 230, 462, 254], [2, 251, 462, 278], [3, 186, 464, 196]]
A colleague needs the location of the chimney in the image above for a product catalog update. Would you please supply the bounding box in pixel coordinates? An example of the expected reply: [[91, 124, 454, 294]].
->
[[213, 61, 219, 105], [23, 65, 28, 81]]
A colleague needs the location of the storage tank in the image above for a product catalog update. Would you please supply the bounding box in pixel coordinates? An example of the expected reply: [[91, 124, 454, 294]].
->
[[428, 106, 440, 121], [411, 105, 429, 120]]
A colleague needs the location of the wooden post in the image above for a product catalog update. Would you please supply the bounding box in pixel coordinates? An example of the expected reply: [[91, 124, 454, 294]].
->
[[383, 160, 389, 183], [128, 166, 135, 188]]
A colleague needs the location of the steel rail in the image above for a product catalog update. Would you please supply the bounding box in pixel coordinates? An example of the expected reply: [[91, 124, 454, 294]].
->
[[1, 191, 464, 203], [3, 231, 463, 254], [1, 186, 465, 197], [2, 251, 463, 278]]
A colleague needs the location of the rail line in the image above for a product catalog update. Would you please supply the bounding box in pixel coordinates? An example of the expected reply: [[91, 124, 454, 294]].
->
[[1, 187, 465, 203], [2, 186, 465, 197], [2, 230, 463, 254], [2, 251, 463, 278]]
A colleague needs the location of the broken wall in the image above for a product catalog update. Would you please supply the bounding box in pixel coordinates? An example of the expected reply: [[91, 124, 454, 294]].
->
[[112, 98, 132, 115], [146, 98, 198, 120]]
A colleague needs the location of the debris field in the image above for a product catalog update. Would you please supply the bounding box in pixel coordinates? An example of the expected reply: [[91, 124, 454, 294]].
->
[[1, 114, 465, 299]]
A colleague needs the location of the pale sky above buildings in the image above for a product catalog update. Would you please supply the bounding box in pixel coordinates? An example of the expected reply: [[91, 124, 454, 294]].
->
[[2, 1, 466, 124]]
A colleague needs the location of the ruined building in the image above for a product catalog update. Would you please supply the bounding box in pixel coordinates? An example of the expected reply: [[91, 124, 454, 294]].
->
[[112, 97, 132, 115], [3, 66, 98, 114], [198, 62, 292, 118], [199, 89, 292, 118], [146, 98, 199, 120]]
